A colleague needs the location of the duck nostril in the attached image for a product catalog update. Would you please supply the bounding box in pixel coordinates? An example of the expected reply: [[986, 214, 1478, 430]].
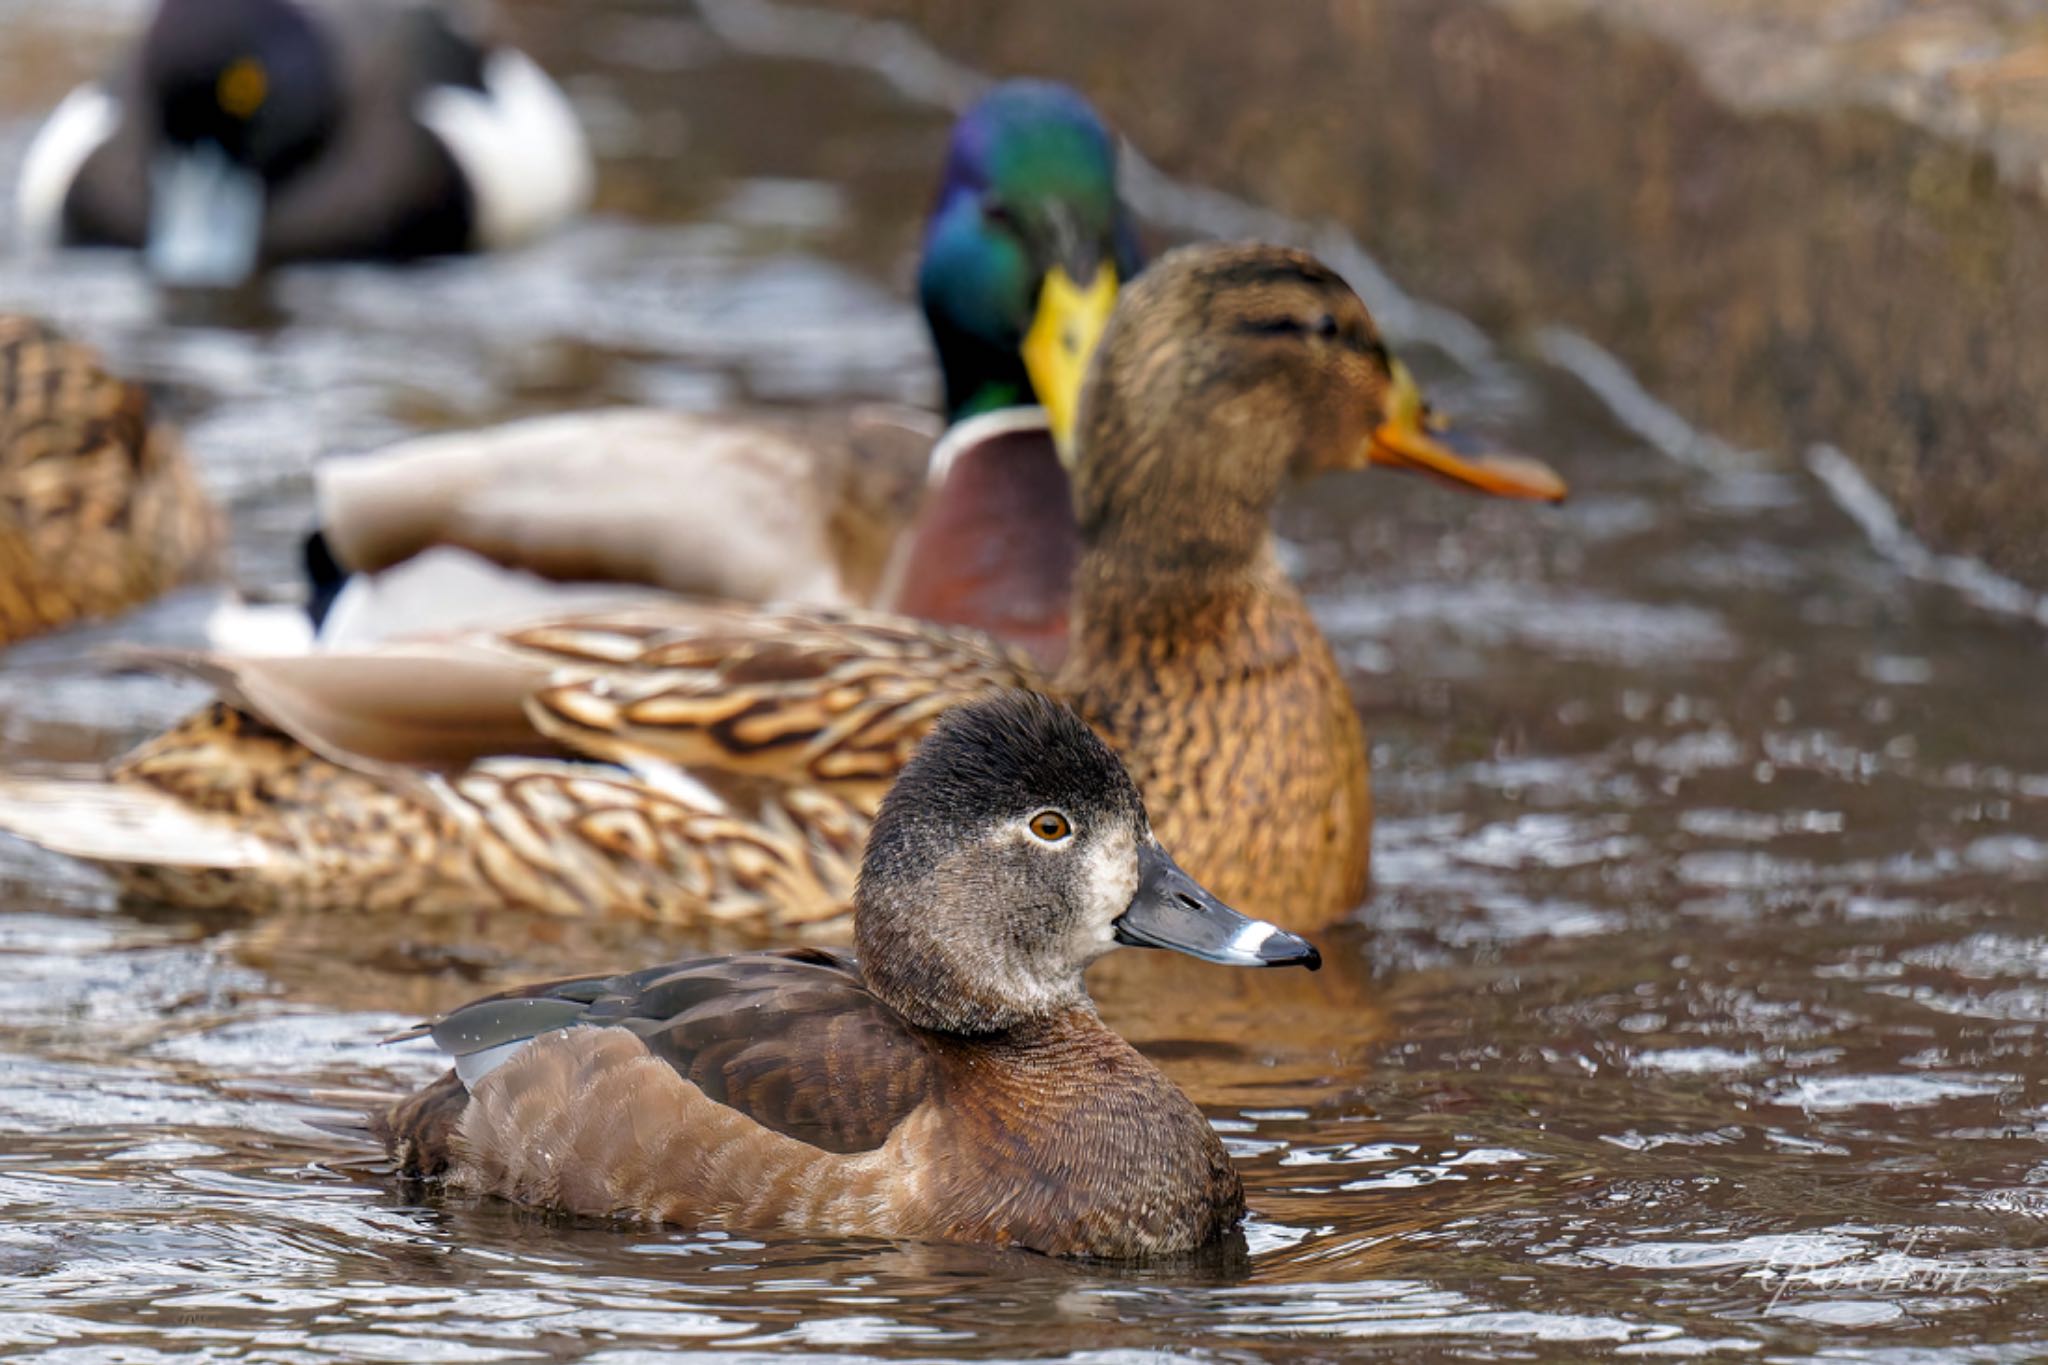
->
[[1173, 892, 1202, 912]]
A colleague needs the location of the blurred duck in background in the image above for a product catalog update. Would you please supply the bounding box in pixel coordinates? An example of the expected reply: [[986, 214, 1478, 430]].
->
[[306, 80, 1137, 669], [0, 317, 220, 647], [0, 243, 1564, 935], [14, 0, 591, 288]]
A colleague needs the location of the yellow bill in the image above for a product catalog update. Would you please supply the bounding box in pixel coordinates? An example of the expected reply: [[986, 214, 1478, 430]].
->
[[1022, 262, 1119, 466], [1367, 359, 1568, 502]]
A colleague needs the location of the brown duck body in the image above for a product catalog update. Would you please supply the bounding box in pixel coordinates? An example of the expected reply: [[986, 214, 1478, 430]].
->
[[0, 317, 220, 646], [383, 955, 1237, 1257]]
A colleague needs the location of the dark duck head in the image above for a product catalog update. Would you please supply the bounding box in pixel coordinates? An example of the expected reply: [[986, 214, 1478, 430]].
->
[[139, 0, 342, 286], [853, 691, 1319, 1038]]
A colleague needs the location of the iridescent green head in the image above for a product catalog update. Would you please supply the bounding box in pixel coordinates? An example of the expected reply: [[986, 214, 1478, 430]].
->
[[919, 80, 1141, 454]]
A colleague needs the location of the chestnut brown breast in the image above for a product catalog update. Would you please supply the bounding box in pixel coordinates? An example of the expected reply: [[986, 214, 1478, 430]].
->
[[883, 421, 1078, 673]]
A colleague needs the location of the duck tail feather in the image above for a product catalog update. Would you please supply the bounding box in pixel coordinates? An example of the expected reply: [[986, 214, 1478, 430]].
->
[[0, 772, 273, 869]]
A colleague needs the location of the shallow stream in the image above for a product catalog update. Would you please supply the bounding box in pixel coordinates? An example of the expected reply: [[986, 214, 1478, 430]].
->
[[0, 1, 2043, 1359]]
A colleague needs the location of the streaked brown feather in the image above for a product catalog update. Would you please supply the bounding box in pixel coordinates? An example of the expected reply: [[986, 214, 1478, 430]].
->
[[517, 605, 1036, 806], [57, 609, 1031, 929], [0, 316, 221, 646]]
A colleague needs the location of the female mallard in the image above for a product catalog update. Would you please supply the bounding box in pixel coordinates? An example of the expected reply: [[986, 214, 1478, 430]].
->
[[375, 692, 1320, 1258], [307, 79, 1137, 668], [16, 0, 590, 288], [0, 243, 1563, 932], [0, 316, 221, 647]]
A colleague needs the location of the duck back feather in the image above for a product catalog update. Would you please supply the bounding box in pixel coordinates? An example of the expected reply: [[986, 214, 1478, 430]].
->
[[0, 317, 221, 646]]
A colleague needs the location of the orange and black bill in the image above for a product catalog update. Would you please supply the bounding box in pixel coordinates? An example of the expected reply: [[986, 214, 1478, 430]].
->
[[1368, 360, 1568, 502]]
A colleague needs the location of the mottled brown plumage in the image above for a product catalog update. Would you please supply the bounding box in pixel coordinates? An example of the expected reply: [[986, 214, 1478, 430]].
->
[[0, 243, 1561, 933], [101, 610, 1033, 927], [0, 317, 220, 646], [375, 694, 1311, 1257]]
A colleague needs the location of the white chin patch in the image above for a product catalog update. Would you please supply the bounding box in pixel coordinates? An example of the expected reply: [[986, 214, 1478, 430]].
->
[[416, 49, 593, 251], [1082, 826, 1139, 945], [16, 85, 120, 248]]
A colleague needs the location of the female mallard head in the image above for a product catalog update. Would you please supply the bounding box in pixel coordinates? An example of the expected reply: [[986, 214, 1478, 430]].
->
[[918, 81, 1141, 454], [1070, 242, 1567, 590]]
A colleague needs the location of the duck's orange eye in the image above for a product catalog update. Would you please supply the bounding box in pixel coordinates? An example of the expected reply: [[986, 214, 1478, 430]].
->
[[1027, 810, 1072, 843], [218, 57, 268, 120]]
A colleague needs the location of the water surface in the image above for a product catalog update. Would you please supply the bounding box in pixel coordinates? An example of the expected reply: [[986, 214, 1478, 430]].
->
[[0, 0, 2043, 1359]]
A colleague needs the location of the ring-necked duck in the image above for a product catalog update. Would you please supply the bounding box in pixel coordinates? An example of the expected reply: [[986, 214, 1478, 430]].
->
[[16, 0, 591, 287], [376, 691, 1320, 1258]]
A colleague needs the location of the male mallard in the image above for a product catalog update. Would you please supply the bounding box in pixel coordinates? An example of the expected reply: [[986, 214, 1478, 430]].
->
[[16, 0, 590, 288], [0, 243, 1563, 932], [307, 79, 1137, 668], [375, 691, 1320, 1258], [0, 316, 221, 648]]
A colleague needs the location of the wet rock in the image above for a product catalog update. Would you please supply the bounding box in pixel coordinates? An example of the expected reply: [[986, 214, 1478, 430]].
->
[[814, 0, 2048, 587]]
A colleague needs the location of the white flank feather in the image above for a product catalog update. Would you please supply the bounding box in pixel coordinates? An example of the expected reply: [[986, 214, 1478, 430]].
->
[[415, 49, 593, 251], [15, 85, 119, 248], [0, 774, 272, 869], [316, 546, 663, 649], [203, 598, 318, 655], [455, 1038, 534, 1090]]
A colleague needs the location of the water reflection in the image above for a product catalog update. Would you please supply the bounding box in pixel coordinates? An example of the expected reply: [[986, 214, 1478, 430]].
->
[[0, 0, 2045, 1359]]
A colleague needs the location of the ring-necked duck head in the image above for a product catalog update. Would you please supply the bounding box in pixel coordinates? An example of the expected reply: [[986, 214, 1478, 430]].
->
[[854, 691, 1318, 1036], [141, 0, 342, 286], [919, 81, 1142, 457]]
